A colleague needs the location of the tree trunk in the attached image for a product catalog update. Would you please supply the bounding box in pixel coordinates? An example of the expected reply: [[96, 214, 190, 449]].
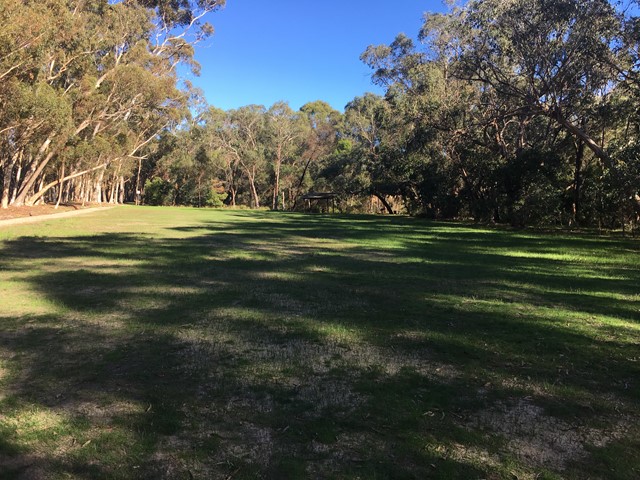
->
[[272, 155, 281, 210], [119, 176, 125, 204], [111, 178, 118, 204], [1, 175, 9, 209], [572, 137, 585, 226], [34, 177, 45, 205], [372, 191, 395, 214], [243, 164, 260, 208], [94, 167, 105, 203], [1, 152, 18, 208], [548, 109, 611, 169], [25, 162, 110, 206], [13, 136, 55, 206], [135, 158, 142, 205], [108, 174, 117, 204], [292, 157, 312, 210], [10, 161, 22, 204], [54, 161, 65, 209], [15, 151, 56, 206], [250, 178, 260, 208], [230, 187, 236, 206]]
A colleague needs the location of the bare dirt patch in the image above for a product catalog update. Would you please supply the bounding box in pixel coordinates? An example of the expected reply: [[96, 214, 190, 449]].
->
[[0, 203, 116, 227], [0, 203, 100, 221], [466, 398, 631, 472]]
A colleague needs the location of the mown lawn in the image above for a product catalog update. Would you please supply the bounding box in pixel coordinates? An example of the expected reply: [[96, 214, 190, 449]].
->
[[0, 206, 639, 479]]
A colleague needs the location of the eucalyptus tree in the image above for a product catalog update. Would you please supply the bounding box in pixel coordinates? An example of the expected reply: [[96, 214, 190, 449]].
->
[[210, 105, 268, 208], [444, 0, 620, 157], [361, 31, 498, 218], [200, 106, 243, 206], [0, 0, 223, 208], [265, 101, 309, 210], [360, 0, 639, 225], [453, 0, 640, 224], [195, 101, 340, 210], [294, 101, 342, 205], [334, 92, 411, 214]]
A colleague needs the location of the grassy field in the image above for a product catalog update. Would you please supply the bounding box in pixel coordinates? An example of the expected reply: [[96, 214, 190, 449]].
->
[[0, 206, 639, 479]]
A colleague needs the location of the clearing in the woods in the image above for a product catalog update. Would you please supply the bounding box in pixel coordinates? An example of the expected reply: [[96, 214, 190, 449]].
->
[[0, 206, 638, 479]]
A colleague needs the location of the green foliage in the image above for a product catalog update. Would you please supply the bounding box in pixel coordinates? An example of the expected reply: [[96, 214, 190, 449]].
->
[[353, 0, 640, 227], [3, 0, 638, 228], [205, 186, 228, 207], [499, 149, 570, 226], [0, 0, 217, 207], [144, 177, 174, 206]]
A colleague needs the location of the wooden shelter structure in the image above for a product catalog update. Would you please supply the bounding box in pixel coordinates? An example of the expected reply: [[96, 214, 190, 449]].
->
[[300, 192, 338, 213]]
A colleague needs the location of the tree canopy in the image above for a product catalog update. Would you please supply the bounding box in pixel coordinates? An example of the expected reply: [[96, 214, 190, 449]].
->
[[1, 0, 638, 229]]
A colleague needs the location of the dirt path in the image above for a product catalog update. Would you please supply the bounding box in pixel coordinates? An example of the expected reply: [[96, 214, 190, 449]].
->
[[0, 206, 117, 227]]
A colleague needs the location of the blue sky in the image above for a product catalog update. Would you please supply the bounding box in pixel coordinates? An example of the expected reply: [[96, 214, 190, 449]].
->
[[188, 1, 446, 112]]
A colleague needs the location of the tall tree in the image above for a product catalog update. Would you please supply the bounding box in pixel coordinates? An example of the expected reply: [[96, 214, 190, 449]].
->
[[265, 101, 307, 210]]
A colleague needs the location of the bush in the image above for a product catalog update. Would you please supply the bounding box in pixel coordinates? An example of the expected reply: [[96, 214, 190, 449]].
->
[[144, 177, 175, 206], [205, 188, 228, 207]]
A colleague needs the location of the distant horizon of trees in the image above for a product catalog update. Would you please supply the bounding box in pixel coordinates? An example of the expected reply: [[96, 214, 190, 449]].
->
[[1, 0, 639, 229]]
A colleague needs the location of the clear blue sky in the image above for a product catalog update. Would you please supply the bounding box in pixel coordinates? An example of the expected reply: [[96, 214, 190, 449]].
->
[[189, 1, 446, 112]]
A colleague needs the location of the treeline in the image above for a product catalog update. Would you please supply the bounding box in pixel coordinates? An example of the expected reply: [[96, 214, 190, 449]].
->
[[140, 100, 387, 212], [2, 0, 640, 229], [0, 0, 224, 208], [149, 0, 640, 227]]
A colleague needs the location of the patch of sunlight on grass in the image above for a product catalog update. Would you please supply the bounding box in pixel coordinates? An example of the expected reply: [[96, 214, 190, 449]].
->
[[64, 258, 146, 269], [573, 290, 639, 302], [1, 407, 67, 447], [124, 285, 206, 296], [314, 324, 362, 344], [211, 306, 279, 322], [500, 265, 625, 282], [305, 264, 335, 273], [497, 249, 634, 265], [494, 280, 638, 301], [250, 270, 303, 281], [226, 251, 276, 261], [429, 225, 497, 235], [0, 282, 67, 315], [429, 293, 639, 340]]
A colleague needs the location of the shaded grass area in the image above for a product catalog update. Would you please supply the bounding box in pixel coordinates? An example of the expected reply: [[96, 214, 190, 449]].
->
[[0, 206, 639, 479]]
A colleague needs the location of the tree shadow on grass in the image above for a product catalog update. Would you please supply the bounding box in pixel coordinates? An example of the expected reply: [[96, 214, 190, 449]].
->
[[0, 212, 638, 478]]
